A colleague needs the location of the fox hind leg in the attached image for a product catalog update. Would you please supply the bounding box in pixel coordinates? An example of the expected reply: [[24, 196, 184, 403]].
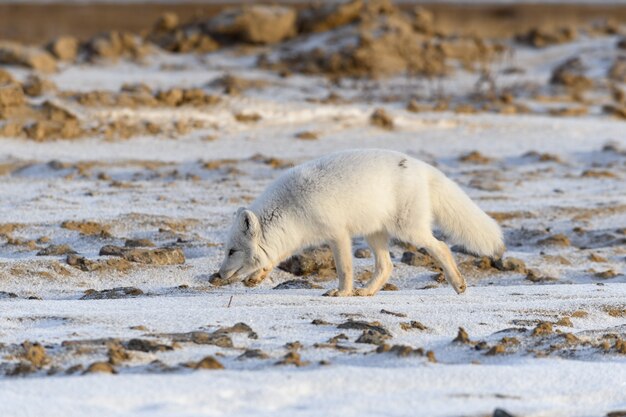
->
[[421, 236, 466, 294], [354, 231, 393, 296], [323, 234, 354, 297]]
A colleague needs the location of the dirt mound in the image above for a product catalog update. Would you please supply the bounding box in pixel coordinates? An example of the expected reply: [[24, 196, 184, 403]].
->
[[21, 341, 50, 368], [370, 108, 394, 129], [46, 36, 79, 62], [275, 2, 503, 79], [187, 356, 224, 370], [36, 244, 76, 256], [69, 86, 219, 109], [81, 286, 143, 300], [0, 83, 26, 119], [61, 220, 111, 237], [147, 13, 219, 54], [67, 255, 133, 273], [0, 41, 57, 72], [22, 75, 57, 97], [84, 361, 116, 374], [207, 5, 297, 45], [278, 8, 447, 78], [99, 245, 185, 265], [0, 69, 14, 84], [550, 57, 593, 92], [298, 0, 364, 33], [278, 246, 335, 276], [273, 279, 322, 290], [84, 31, 153, 61], [609, 57, 626, 83], [516, 26, 577, 48]]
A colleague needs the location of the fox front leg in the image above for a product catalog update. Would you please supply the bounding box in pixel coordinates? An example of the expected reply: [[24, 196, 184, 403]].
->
[[323, 234, 355, 297]]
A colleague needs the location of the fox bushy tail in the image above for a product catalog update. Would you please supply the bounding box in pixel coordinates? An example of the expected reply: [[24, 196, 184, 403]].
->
[[429, 171, 505, 258]]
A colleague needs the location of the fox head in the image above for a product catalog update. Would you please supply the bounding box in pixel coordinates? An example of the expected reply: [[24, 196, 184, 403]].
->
[[218, 208, 270, 282]]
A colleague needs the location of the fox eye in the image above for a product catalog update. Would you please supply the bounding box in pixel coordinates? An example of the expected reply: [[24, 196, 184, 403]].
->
[[228, 249, 236, 256]]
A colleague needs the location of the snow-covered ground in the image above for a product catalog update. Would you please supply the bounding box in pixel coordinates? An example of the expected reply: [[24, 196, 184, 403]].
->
[[1, 19, 626, 417]]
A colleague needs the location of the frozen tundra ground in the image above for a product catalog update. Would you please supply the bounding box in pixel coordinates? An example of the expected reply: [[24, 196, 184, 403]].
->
[[1, 32, 626, 417]]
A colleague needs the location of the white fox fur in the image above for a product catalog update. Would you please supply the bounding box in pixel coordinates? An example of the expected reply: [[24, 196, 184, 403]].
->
[[217, 149, 505, 296]]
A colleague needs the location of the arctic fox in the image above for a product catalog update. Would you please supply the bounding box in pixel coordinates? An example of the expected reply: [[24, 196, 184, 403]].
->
[[216, 149, 505, 296]]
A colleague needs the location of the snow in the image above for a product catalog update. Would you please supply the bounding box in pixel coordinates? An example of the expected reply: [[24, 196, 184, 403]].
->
[[1, 286, 626, 417], [0, 23, 626, 417]]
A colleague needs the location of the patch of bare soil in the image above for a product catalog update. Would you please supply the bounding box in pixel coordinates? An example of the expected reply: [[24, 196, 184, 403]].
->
[[81, 287, 144, 300], [61, 220, 111, 237], [99, 245, 185, 265]]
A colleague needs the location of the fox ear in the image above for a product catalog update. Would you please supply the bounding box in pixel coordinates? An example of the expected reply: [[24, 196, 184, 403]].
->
[[238, 209, 260, 238]]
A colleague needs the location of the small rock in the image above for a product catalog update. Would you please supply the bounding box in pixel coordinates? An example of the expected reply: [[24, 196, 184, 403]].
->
[[124, 238, 156, 248], [485, 344, 506, 356], [380, 309, 406, 318], [84, 362, 116, 374], [107, 343, 130, 365], [555, 317, 573, 327], [381, 283, 398, 291], [595, 269, 619, 279], [493, 408, 516, 417], [285, 341, 303, 351], [46, 36, 79, 61], [154, 13, 179, 32], [376, 344, 417, 357], [189, 332, 233, 348], [493, 257, 527, 274], [125, 339, 173, 353], [22, 75, 56, 97], [238, 349, 269, 360], [36, 244, 76, 256], [354, 248, 371, 258], [589, 253, 608, 263], [81, 287, 143, 300], [400, 250, 438, 269], [278, 246, 335, 276], [537, 234, 570, 247], [100, 246, 185, 265], [399, 321, 428, 331], [525, 269, 558, 283], [191, 356, 224, 370], [61, 220, 111, 237], [21, 342, 49, 368], [215, 322, 257, 339], [273, 279, 322, 290], [0, 41, 57, 72], [453, 327, 471, 344], [356, 329, 390, 345], [459, 151, 492, 164], [338, 320, 391, 336], [234, 112, 262, 123], [207, 5, 297, 44], [0, 291, 18, 299], [370, 108, 394, 130], [295, 131, 319, 140], [275, 351, 308, 367], [532, 322, 553, 337]]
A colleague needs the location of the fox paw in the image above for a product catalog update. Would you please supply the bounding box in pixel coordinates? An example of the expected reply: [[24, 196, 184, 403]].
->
[[323, 289, 354, 297], [354, 288, 376, 297], [209, 272, 236, 287]]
